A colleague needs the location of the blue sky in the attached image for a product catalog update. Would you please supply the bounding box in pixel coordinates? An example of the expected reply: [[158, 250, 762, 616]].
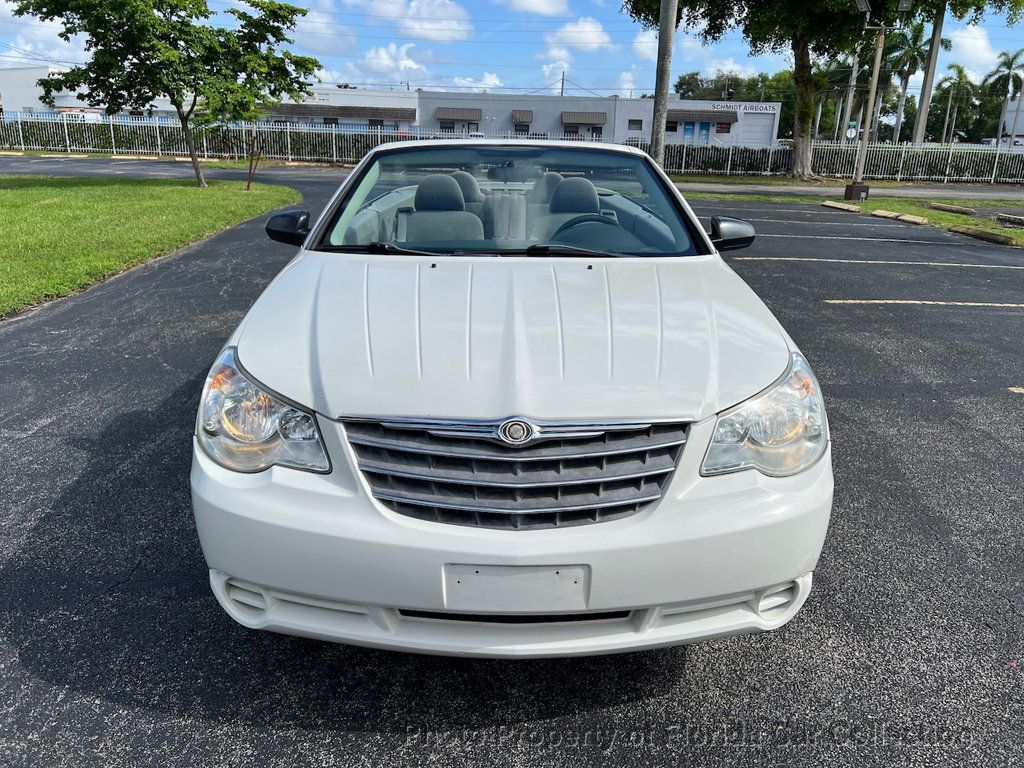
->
[[2, 0, 1023, 98]]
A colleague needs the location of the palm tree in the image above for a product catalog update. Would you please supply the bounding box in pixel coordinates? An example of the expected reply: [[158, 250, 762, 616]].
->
[[936, 64, 976, 143], [889, 21, 950, 143], [983, 48, 1024, 148]]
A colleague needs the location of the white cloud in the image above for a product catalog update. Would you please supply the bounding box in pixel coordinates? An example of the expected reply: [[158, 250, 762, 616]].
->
[[496, 0, 569, 15], [703, 57, 757, 78], [544, 16, 612, 52], [341, 0, 472, 42], [344, 42, 427, 84], [633, 29, 658, 62], [292, 0, 358, 56], [538, 45, 573, 87], [618, 67, 639, 97], [452, 71, 503, 91], [401, 0, 472, 42], [948, 25, 998, 83]]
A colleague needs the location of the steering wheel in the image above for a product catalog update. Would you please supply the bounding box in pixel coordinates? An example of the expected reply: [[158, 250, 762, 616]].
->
[[551, 214, 619, 239]]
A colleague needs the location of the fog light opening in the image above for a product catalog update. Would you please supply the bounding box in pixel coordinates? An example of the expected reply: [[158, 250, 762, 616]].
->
[[225, 578, 268, 617], [756, 581, 798, 621]]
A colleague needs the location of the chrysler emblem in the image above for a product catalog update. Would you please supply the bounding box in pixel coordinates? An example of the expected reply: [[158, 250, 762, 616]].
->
[[498, 419, 535, 445]]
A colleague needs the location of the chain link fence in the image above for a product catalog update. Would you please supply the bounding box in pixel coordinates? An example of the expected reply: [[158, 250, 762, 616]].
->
[[3, 113, 1024, 183]]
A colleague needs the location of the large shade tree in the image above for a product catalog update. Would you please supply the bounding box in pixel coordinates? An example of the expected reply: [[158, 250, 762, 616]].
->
[[12, 0, 319, 187], [624, 0, 898, 178]]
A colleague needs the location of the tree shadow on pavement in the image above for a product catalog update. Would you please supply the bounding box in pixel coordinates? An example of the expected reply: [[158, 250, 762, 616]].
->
[[2, 376, 687, 734]]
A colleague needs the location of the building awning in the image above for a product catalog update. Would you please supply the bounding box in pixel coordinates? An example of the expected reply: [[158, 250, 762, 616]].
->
[[668, 109, 739, 123], [436, 106, 483, 121], [263, 104, 416, 121], [511, 110, 534, 123], [561, 111, 607, 125]]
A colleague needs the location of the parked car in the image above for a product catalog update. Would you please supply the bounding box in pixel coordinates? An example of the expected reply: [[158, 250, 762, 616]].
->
[[191, 139, 833, 657]]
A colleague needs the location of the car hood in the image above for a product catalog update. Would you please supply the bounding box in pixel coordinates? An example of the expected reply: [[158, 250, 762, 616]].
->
[[235, 253, 790, 422]]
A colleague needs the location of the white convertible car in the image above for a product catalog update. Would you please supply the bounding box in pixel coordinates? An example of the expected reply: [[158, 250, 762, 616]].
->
[[190, 140, 832, 657]]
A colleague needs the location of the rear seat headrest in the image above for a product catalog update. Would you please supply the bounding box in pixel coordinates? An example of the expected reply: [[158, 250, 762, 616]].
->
[[415, 174, 466, 211], [531, 172, 564, 203], [549, 177, 600, 214], [450, 171, 484, 203]]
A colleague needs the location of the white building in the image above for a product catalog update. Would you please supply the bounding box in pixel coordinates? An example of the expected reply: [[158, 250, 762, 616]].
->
[[0, 65, 782, 146], [0, 65, 176, 119]]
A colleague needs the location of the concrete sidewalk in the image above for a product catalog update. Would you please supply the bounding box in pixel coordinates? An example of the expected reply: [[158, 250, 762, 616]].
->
[[676, 180, 1024, 200]]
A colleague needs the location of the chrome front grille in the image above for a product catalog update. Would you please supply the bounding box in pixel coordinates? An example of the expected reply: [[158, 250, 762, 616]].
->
[[343, 419, 688, 530]]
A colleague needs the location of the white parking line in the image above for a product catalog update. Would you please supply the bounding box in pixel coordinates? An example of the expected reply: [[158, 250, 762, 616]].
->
[[758, 233, 939, 243], [825, 299, 1024, 308], [714, 217, 907, 228], [733, 256, 1024, 270]]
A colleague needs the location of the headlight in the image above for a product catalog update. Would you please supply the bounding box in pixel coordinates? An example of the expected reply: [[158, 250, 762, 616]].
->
[[196, 347, 329, 473], [701, 352, 828, 477]]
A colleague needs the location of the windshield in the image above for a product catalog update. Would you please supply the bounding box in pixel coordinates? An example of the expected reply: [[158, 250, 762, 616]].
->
[[315, 145, 704, 256]]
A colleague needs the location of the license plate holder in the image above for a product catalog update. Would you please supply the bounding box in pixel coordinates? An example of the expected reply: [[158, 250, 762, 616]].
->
[[443, 564, 590, 612]]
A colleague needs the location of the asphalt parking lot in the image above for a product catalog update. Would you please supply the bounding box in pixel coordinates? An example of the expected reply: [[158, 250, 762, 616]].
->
[[1, 159, 1022, 767]]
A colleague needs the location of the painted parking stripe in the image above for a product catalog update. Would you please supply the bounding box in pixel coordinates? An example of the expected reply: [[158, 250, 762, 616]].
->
[[733, 256, 1024, 270], [709, 218, 909, 228], [758, 233, 939, 243], [825, 299, 1024, 308]]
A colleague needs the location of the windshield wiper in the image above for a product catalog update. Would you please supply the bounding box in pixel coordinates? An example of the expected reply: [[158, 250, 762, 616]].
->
[[520, 243, 622, 258], [322, 242, 455, 257]]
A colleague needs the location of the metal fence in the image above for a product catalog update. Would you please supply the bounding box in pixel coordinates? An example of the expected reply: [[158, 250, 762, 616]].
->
[[3, 112, 1024, 183]]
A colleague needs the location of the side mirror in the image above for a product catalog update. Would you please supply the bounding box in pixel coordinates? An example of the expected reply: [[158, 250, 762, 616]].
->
[[709, 215, 756, 252], [266, 209, 311, 246]]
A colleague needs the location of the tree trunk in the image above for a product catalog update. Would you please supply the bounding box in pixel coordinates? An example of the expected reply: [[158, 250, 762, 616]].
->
[[941, 90, 952, 144], [648, 0, 679, 168], [1009, 86, 1023, 150], [174, 101, 207, 188], [813, 98, 823, 139], [841, 52, 859, 144], [998, 90, 1009, 145], [832, 95, 842, 141], [912, 3, 946, 144], [790, 34, 815, 177], [871, 87, 883, 142], [949, 103, 958, 143], [893, 75, 910, 143], [246, 124, 262, 192]]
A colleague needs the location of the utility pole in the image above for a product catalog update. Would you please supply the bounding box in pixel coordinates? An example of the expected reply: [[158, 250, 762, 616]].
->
[[649, 0, 679, 167], [840, 52, 859, 143], [912, 2, 945, 143], [560, 70, 565, 97], [849, 16, 886, 198]]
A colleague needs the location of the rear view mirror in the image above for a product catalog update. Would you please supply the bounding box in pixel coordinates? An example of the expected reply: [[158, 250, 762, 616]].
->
[[266, 209, 311, 246], [709, 215, 756, 252]]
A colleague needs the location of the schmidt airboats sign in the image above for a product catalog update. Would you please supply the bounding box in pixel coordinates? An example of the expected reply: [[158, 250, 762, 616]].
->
[[709, 103, 779, 112]]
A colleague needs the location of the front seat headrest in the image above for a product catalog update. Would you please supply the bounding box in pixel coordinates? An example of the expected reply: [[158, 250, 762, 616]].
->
[[450, 171, 484, 203], [415, 174, 466, 211], [549, 177, 600, 214], [531, 172, 564, 203]]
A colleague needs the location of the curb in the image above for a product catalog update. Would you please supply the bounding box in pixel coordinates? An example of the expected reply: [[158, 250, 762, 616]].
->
[[822, 201, 860, 212], [930, 202, 977, 215], [897, 214, 929, 225], [948, 225, 1017, 246], [996, 213, 1024, 226], [871, 209, 901, 219]]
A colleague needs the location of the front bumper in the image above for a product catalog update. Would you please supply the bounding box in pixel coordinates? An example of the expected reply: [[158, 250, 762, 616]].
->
[[191, 417, 833, 657]]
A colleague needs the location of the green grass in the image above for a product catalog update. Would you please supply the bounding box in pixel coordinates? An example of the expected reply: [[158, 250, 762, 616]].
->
[[0, 175, 301, 316], [683, 191, 1024, 246], [672, 173, 908, 188]]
